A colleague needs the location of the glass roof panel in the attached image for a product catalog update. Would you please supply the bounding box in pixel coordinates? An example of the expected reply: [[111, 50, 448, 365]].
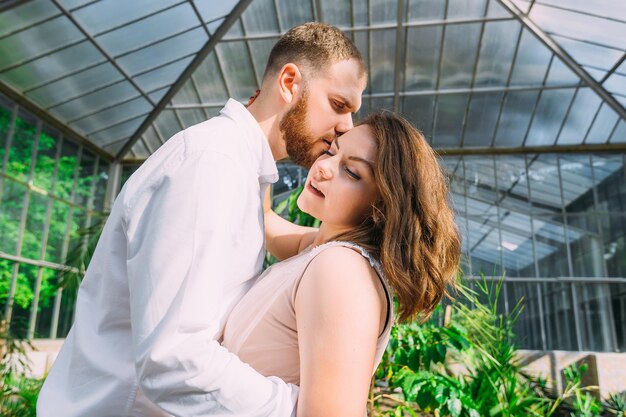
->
[[191, 53, 229, 102], [176, 109, 207, 127], [242, 0, 280, 34], [0, 0, 58, 38], [352, 31, 370, 94], [91, 116, 143, 147], [556, 88, 602, 145], [133, 56, 193, 94], [95, 3, 199, 57], [407, 0, 445, 22], [538, 0, 626, 21], [592, 154, 624, 185], [369, 29, 396, 93], [2, 41, 104, 91], [171, 81, 201, 105], [486, 0, 511, 18], [402, 95, 435, 140], [149, 86, 170, 104], [117, 28, 207, 76], [370, 0, 397, 24], [583, 67, 606, 84], [605, 73, 626, 98], [544, 57, 580, 86], [529, 3, 626, 50], [609, 120, 626, 144], [404, 26, 442, 91], [58, 0, 97, 9], [447, 0, 488, 19], [71, 0, 184, 35], [207, 18, 225, 35], [509, 30, 552, 86], [276, 0, 313, 30], [195, 0, 240, 23], [353, 0, 368, 26], [153, 110, 183, 142], [433, 93, 469, 148], [321, 0, 351, 27], [247, 38, 277, 84], [439, 23, 482, 89], [26, 62, 123, 108], [474, 20, 520, 87], [142, 125, 165, 153], [585, 103, 620, 144], [524, 88, 576, 147], [493, 90, 539, 147], [463, 92, 504, 147], [71, 96, 152, 134], [50, 81, 139, 122], [226, 19, 245, 37], [215, 41, 257, 101], [130, 139, 150, 159], [0, 15, 83, 67], [552, 34, 623, 72], [510, 0, 530, 14]]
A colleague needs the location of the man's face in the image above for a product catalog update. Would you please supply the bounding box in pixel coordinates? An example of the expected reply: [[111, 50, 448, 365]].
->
[[279, 58, 367, 168]]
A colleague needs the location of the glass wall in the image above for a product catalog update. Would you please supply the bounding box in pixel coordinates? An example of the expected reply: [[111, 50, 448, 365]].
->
[[0, 92, 109, 339], [447, 153, 626, 352]]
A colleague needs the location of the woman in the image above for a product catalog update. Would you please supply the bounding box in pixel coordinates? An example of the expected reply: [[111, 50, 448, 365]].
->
[[222, 111, 461, 416]]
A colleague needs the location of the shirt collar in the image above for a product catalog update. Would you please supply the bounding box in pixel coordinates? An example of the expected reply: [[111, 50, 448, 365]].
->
[[220, 98, 279, 184]]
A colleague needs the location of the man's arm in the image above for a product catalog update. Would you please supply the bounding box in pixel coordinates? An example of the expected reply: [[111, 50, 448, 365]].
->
[[124, 150, 298, 416]]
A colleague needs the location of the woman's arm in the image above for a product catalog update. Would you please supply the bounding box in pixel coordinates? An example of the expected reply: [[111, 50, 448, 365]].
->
[[295, 247, 386, 417], [265, 187, 318, 260]]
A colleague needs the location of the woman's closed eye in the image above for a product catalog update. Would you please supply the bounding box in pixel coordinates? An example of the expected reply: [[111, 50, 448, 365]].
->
[[344, 167, 360, 180]]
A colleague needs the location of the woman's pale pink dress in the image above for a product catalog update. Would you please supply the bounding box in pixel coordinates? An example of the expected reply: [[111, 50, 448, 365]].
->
[[222, 241, 394, 385]]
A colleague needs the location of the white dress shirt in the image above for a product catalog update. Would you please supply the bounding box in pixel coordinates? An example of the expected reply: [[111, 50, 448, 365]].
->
[[37, 99, 299, 417]]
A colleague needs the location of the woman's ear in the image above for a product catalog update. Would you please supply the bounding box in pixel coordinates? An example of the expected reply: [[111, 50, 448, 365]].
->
[[277, 63, 303, 104]]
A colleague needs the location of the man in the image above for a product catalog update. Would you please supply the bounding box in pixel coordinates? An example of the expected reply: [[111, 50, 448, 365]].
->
[[38, 22, 367, 416]]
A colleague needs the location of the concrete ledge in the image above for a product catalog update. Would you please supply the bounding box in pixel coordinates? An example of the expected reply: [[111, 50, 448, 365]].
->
[[518, 350, 626, 398]]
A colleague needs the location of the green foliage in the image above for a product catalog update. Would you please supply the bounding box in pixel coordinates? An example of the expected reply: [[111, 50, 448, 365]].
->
[[370, 278, 623, 417], [0, 109, 107, 337], [604, 392, 626, 417], [274, 185, 320, 228], [0, 316, 43, 417]]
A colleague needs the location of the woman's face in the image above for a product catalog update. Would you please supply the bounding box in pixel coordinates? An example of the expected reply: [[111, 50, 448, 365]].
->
[[297, 124, 379, 230]]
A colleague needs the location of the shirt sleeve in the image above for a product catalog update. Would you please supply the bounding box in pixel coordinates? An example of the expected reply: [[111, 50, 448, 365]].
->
[[123, 148, 298, 417]]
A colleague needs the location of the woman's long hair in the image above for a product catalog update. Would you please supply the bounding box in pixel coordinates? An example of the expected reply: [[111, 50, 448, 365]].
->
[[335, 111, 461, 323]]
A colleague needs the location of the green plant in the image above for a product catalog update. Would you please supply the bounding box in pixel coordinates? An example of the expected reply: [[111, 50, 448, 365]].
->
[[274, 185, 320, 228], [371, 278, 561, 417], [0, 316, 42, 417], [604, 392, 626, 417]]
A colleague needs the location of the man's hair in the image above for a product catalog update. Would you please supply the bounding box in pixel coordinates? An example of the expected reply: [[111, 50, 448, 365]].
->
[[263, 22, 366, 82]]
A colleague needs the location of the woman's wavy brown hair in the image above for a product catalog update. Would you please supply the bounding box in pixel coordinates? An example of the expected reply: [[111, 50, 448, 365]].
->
[[335, 111, 461, 323]]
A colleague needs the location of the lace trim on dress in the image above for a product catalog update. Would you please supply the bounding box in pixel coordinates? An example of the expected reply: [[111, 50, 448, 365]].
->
[[309, 240, 381, 272]]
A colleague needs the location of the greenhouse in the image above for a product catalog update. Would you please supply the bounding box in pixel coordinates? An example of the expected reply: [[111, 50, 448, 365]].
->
[[0, 0, 625, 415]]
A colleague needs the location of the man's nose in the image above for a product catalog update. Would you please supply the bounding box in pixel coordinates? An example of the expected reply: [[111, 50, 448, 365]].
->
[[335, 113, 354, 134]]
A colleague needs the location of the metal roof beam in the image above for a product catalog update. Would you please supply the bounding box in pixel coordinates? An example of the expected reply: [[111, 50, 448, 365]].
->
[[497, 0, 626, 121], [437, 143, 626, 156], [115, 0, 254, 161]]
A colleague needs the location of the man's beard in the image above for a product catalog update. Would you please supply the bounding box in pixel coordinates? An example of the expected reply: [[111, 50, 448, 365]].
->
[[279, 90, 321, 169]]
